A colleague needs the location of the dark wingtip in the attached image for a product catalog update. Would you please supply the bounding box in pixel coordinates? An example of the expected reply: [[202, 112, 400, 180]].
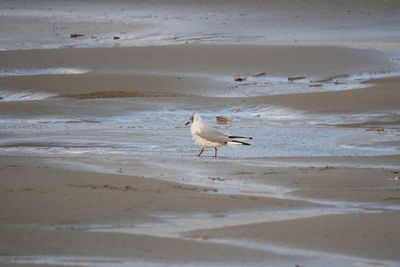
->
[[231, 140, 250, 145]]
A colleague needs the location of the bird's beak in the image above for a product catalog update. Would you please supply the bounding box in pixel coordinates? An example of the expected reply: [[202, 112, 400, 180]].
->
[[185, 121, 191, 126]]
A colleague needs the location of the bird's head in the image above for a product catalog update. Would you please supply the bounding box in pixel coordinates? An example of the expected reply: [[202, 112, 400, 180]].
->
[[185, 113, 201, 126]]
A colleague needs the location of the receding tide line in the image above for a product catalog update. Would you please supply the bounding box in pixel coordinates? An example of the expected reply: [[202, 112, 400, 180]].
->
[[0, 67, 89, 77]]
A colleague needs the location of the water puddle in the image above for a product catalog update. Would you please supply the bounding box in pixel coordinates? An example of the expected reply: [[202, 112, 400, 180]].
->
[[0, 107, 399, 159]]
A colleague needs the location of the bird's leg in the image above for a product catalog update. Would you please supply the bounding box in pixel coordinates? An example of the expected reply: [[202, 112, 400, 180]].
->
[[214, 148, 218, 157], [198, 148, 204, 157]]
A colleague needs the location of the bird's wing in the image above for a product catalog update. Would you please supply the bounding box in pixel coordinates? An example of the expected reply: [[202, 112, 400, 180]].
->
[[197, 125, 230, 144]]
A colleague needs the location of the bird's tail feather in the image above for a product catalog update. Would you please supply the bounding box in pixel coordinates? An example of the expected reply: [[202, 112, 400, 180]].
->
[[228, 136, 253, 142], [227, 140, 251, 146]]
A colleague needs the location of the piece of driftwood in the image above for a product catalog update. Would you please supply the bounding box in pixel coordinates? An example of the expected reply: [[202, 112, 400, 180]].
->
[[288, 76, 305, 82], [366, 127, 384, 132], [70, 33, 84, 38], [234, 76, 246, 82], [252, 72, 266, 77]]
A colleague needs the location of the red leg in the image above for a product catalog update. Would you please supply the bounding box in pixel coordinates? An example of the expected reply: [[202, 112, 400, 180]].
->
[[214, 148, 218, 157], [198, 148, 204, 157]]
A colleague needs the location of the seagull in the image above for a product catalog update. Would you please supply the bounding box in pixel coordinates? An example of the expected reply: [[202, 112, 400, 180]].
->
[[185, 114, 252, 157]]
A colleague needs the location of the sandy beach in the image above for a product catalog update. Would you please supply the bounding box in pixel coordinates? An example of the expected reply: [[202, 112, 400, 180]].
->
[[1, 1, 400, 267]]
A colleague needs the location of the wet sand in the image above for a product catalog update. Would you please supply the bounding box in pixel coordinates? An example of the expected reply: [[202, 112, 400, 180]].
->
[[186, 212, 400, 261], [1, 1, 400, 267], [1, 155, 400, 266]]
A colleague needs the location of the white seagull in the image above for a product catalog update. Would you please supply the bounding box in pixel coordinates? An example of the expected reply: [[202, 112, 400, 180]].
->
[[185, 114, 252, 157]]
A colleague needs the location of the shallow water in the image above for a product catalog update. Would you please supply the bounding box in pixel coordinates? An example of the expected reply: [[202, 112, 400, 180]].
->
[[0, 103, 399, 159]]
